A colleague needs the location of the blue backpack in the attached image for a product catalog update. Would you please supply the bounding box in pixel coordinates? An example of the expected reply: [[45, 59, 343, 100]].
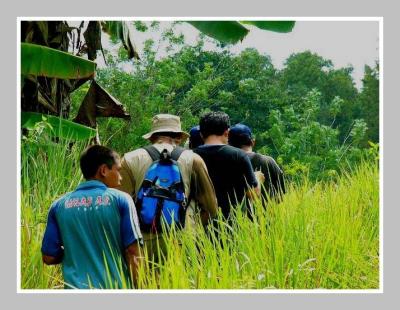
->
[[136, 146, 187, 233]]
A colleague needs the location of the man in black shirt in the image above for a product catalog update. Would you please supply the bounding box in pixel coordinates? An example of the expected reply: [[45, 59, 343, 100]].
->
[[194, 112, 258, 219], [228, 123, 285, 206]]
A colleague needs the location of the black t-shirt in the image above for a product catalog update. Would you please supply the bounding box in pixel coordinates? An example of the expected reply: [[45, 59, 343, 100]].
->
[[247, 152, 286, 203], [194, 144, 258, 218]]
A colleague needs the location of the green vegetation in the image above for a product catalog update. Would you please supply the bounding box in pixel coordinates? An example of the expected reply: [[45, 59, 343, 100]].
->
[[75, 29, 379, 182], [141, 161, 378, 289], [21, 21, 380, 289], [21, 129, 379, 288]]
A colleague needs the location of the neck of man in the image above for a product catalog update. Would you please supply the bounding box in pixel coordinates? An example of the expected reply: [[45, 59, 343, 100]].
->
[[241, 145, 253, 153], [87, 176, 106, 184], [203, 135, 227, 145]]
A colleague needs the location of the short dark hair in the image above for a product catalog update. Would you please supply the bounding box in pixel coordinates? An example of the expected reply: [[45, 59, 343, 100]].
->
[[80, 145, 119, 179], [199, 112, 230, 139]]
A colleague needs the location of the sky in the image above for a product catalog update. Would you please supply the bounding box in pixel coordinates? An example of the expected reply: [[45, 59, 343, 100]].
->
[[98, 20, 379, 90]]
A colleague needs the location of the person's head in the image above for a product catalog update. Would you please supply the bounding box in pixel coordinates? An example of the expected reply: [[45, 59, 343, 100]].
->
[[199, 111, 231, 143], [228, 123, 255, 149], [142, 114, 189, 146], [189, 125, 203, 149], [80, 145, 122, 188]]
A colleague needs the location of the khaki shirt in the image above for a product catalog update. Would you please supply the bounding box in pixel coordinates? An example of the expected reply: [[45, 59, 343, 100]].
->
[[118, 143, 218, 238]]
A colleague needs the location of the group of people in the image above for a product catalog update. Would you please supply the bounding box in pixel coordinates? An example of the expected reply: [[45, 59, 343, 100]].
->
[[41, 111, 285, 289]]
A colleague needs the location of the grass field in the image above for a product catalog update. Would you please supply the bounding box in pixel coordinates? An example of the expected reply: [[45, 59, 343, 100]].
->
[[20, 140, 379, 289]]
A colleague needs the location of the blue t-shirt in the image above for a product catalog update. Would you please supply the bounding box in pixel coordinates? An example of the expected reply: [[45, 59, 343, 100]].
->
[[41, 180, 143, 289]]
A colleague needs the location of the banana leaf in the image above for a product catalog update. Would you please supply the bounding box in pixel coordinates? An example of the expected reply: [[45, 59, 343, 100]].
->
[[21, 43, 96, 79], [187, 21, 296, 44], [187, 21, 249, 44], [21, 112, 96, 141], [240, 21, 295, 33]]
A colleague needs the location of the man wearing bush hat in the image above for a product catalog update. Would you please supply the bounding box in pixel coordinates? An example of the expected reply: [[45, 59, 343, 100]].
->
[[118, 114, 217, 263]]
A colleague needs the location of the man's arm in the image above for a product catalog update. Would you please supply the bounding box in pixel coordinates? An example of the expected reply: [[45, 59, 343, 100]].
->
[[118, 193, 143, 287], [42, 254, 63, 265], [242, 154, 260, 200], [125, 242, 142, 288], [117, 157, 136, 197], [191, 154, 218, 225], [41, 203, 63, 265]]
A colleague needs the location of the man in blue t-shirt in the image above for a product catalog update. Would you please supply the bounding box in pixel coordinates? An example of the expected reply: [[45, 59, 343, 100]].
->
[[41, 145, 143, 289]]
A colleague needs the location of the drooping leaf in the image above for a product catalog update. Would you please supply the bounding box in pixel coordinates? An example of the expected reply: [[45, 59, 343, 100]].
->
[[21, 43, 96, 79], [101, 21, 139, 60], [240, 21, 296, 33], [74, 80, 130, 128], [187, 21, 249, 44], [21, 111, 96, 141]]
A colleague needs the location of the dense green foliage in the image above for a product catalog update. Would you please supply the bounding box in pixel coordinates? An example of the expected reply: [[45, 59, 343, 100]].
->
[[70, 33, 379, 182]]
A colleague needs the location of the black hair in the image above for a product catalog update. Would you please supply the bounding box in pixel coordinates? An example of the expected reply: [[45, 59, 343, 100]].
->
[[199, 111, 230, 139], [80, 145, 119, 179], [228, 132, 253, 148]]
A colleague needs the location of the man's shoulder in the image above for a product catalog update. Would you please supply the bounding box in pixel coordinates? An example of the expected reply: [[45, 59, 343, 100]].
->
[[256, 153, 278, 165], [106, 187, 133, 202], [123, 148, 148, 161], [48, 191, 73, 214], [196, 144, 239, 154], [252, 152, 282, 171], [222, 145, 249, 160], [52, 191, 72, 205]]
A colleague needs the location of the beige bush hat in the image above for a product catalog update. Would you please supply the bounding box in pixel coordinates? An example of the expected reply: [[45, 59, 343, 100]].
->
[[142, 114, 190, 140]]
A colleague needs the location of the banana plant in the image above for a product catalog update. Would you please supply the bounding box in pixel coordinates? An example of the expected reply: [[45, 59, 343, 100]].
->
[[20, 20, 295, 142], [21, 21, 136, 141]]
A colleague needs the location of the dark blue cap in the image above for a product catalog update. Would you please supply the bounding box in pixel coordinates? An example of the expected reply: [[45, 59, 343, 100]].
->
[[229, 123, 253, 139], [189, 125, 203, 149]]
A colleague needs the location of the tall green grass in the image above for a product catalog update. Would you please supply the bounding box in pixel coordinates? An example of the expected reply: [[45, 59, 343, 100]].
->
[[20, 138, 379, 289], [21, 136, 87, 289], [139, 160, 379, 289]]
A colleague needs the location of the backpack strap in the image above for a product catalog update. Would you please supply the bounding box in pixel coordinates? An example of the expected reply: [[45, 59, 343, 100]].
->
[[171, 146, 188, 227], [171, 146, 185, 161], [143, 145, 185, 162], [142, 145, 160, 162]]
